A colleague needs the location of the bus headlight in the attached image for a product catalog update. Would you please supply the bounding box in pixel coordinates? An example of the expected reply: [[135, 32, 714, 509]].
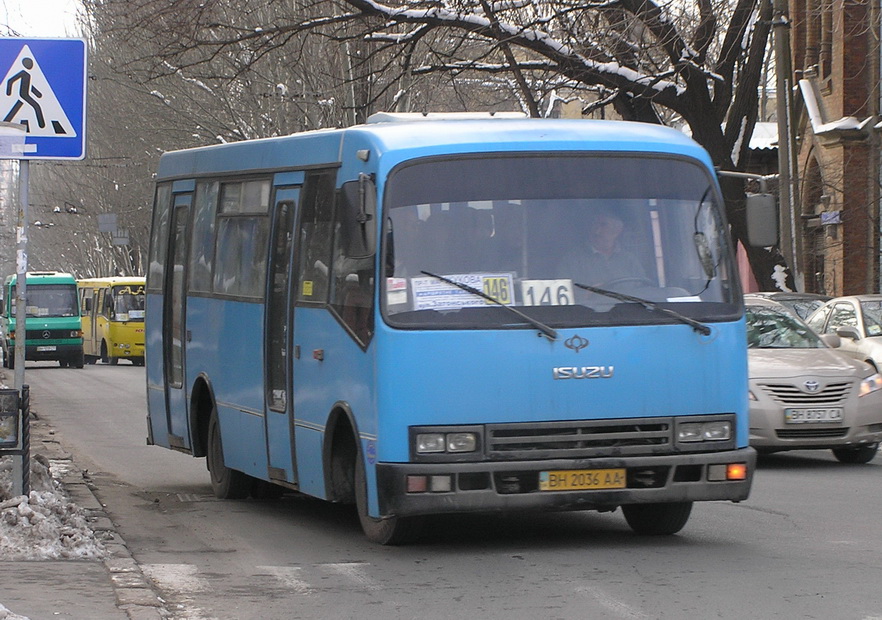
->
[[446, 433, 477, 453], [677, 420, 732, 442], [415, 433, 446, 453], [412, 426, 482, 460]]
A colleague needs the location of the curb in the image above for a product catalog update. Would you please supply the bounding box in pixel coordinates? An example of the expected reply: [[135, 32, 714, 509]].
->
[[32, 415, 173, 620]]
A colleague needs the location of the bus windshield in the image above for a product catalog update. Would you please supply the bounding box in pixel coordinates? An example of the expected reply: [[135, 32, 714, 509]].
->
[[12, 284, 79, 318], [111, 285, 146, 321], [382, 154, 738, 329]]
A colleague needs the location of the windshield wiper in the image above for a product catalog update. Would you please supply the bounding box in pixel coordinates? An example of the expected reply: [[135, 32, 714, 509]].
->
[[573, 282, 711, 336], [421, 270, 558, 341]]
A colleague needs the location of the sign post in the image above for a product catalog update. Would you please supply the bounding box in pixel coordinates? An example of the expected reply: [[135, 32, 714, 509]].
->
[[0, 38, 87, 496]]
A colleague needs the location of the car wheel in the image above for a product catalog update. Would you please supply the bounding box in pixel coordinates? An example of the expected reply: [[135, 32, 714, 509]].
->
[[622, 502, 693, 535], [832, 443, 879, 464], [355, 455, 423, 545], [207, 407, 252, 499]]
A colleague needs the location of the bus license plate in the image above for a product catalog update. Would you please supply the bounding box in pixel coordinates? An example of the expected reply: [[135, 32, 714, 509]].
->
[[539, 468, 626, 491], [36, 345, 56, 352], [784, 408, 843, 424]]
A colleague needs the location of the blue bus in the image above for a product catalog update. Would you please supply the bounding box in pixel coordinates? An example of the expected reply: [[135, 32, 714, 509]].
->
[[146, 114, 760, 544]]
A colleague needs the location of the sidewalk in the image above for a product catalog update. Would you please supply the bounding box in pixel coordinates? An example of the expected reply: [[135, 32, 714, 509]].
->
[[1, 387, 170, 620]]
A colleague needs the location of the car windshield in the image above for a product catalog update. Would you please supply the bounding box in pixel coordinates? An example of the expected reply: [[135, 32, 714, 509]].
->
[[746, 305, 825, 349], [10, 284, 78, 318], [860, 300, 882, 336], [777, 299, 826, 320], [382, 154, 739, 330]]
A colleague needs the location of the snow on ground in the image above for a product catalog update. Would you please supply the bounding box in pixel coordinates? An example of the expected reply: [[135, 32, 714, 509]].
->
[[0, 454, 105, 560]]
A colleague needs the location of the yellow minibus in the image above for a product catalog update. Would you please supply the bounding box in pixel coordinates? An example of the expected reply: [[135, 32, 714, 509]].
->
[[78, 277, 146, 365]]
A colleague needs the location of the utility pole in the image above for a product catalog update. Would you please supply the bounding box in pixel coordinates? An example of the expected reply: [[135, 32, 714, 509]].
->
[[773, 0, 803, 290]]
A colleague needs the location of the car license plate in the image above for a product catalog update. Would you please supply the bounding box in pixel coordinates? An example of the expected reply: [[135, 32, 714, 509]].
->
[[539, 468, 626, 491], [784, 408, 843, 424], [36, 345, 56, 352]]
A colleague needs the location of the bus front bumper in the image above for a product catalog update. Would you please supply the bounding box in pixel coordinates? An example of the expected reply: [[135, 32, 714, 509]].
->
[[376, 447, 756, 517], [25, 343, 83, 361]]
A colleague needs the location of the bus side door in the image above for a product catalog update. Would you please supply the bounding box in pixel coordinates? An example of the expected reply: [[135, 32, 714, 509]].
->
[[264, 183, 301, 484], [163, 191, 193, 447]]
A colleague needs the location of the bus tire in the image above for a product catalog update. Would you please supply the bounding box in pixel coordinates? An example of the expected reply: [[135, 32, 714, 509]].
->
[[100, 342, 110, 364], [622, 502, 692, 535], [355, 455, 423, 545], [207, 408, 251, 500], [74, 352, 85, 369]]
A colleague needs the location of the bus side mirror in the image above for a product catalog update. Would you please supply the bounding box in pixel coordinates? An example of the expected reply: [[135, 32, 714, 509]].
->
[[83, 298, 91, 313], [339, 174, 377, 259], [745, 193, 778, 247]]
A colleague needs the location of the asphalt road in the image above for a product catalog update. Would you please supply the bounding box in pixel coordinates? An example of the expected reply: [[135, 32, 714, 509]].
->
[[19, 362, 882, 620]]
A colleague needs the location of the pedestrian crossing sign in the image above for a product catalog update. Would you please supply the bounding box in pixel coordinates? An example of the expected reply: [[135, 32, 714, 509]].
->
[[0, 38, 87, 160]]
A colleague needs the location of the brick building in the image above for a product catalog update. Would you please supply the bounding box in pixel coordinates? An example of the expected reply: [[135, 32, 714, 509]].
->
[[790, 0, 881, 294]]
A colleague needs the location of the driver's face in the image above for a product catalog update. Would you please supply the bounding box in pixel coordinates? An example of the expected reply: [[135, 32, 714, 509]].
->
[[588, 213, 624, 253]]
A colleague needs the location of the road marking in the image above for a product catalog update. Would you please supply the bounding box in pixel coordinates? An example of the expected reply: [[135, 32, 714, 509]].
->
[[576, 585, 651, 620], [322, 562, 382, 591], [257, 565, 315, 595], [141, 563, 211, 593]]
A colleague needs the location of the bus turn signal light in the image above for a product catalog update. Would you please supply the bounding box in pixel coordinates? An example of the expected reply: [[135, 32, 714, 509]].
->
[[708, 462, 748, 481], [726, 463, 747, 480]]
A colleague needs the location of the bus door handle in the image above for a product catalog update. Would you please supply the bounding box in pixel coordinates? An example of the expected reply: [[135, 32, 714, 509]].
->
[[186, 330, 192, 342]]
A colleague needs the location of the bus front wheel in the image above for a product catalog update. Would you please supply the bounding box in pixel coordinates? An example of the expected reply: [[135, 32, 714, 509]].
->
[[207, 409, 252, 499], [354, 456, 423, 545], [622, 502, 692, 535]]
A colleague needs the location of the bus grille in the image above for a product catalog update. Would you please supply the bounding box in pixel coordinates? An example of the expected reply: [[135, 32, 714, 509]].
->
[[26, 329, 75, 340], [485, 418, 672, 460], [759, 381, 852, 406]]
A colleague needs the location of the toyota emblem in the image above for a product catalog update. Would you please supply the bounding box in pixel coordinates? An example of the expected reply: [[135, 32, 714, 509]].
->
[[803, 380, 820, 393]]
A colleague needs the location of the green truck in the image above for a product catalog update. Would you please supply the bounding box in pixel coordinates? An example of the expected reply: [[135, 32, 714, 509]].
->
[[1, 271, 85, 369]]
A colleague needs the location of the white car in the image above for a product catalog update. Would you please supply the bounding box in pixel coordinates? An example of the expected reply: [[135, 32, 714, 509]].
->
[[746, 297, 882, 463], [805, 294, 882, 372]]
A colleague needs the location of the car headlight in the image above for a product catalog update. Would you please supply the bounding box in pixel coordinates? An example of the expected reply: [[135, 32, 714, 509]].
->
[[859, 373, 882, 397]]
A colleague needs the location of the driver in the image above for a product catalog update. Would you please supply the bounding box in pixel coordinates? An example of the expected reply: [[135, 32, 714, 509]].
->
[[558, 206, 647, 287]]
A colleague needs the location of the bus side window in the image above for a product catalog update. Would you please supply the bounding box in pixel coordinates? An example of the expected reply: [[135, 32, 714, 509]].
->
[[147, 183, 173, 293], [331, 177, 376, 344], [296, 171, 336, 303]]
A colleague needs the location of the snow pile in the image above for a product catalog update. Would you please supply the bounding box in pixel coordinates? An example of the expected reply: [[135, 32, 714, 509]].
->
[[0, 602, 30, 620], [0, 454, 106, 560]]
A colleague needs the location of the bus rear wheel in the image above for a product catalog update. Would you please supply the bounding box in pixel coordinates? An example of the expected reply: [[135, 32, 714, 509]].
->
[[354, 456, 423, 545], [622, 502, 692, 535], [207, 408, 252, 499]]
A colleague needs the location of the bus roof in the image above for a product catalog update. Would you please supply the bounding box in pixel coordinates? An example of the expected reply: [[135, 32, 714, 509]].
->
[[77, 276, 146, 287], [156, 118, 713, 181], [5, 271, 77, 286]]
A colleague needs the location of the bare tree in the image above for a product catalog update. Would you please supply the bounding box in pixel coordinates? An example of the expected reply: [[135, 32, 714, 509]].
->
[[68, 0, 787, 287]]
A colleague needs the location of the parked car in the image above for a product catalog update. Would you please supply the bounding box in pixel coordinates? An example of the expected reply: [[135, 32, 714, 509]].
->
[[805, 294, 882, 371], [744, 291, 831, 320], [746, 297, 882, 463]]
